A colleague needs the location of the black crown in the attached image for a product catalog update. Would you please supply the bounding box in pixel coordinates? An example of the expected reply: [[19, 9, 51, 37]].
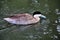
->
[[33, 11, 41, 15]]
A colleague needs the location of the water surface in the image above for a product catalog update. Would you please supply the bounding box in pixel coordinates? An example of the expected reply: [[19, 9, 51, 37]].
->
[[0, 0, 60, 40]]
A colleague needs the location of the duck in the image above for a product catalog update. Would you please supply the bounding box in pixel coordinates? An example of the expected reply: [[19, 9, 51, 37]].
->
[[3, 11, 46, 25]]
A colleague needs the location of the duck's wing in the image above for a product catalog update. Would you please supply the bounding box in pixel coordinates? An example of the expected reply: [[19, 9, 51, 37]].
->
[[9, 13, 34, 20]]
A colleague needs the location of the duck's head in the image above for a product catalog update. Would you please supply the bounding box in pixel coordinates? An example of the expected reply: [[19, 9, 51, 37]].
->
[[33, 11, 46, 19]]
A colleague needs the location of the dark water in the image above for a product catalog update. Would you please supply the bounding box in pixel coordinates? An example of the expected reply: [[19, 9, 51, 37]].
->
[[0, 0, 60, 40]]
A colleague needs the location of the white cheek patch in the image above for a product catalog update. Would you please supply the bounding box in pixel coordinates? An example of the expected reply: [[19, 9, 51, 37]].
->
[[36, 14, 41, 16], [34, 14, 46, 18], [34, 14, 41, 17]]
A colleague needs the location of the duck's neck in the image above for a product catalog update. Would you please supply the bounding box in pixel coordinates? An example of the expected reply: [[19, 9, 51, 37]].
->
[[34, 15, 40, 21]]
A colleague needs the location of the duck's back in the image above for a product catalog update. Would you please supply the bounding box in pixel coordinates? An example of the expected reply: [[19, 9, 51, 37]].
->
[[10, 13, 33, 20]]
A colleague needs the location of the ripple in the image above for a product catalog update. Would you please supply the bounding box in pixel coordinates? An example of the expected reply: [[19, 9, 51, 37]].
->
[[55, 9, 60, 15], [57, 25, 60, 32], [43, 32, 49, 34], [53, 35, 58, 38], [55, 17, 60, 24]]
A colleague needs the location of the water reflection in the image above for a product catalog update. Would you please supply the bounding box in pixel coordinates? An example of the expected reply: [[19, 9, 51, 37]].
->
[[0, 0, 60, 40], [55, 17, 60, 24], [55, 9, 60, 15], [57, 25, 60, 32]]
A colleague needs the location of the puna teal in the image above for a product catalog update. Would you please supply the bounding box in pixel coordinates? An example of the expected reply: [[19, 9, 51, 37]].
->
[[3, 11, 46, 25]]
